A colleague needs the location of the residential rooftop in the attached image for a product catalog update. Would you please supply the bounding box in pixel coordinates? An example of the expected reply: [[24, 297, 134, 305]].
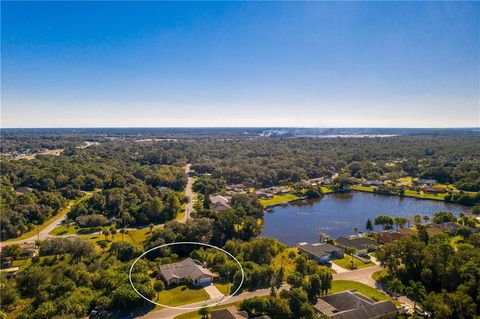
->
[[314, 290, 397, 319]]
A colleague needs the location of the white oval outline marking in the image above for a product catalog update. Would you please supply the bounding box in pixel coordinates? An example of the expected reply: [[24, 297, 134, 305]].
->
[[128, 241, 245, 310]]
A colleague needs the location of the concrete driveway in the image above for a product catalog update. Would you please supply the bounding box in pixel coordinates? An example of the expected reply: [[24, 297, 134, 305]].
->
[[331, 262, 349, 274], [201, 283, 224, 299]]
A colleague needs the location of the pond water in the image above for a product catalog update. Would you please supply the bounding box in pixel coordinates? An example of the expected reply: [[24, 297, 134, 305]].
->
[[261, 192, 472, 246]]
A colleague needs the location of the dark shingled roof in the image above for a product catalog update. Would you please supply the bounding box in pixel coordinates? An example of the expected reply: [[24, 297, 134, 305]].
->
[[314, 290, 397, 319], [335, 236, 380, 251], [211, 307, 248, 319], [297, 243, 343, 258]]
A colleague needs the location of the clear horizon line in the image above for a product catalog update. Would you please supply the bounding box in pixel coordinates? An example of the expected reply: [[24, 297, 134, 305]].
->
[[1, 126, 479, 130]]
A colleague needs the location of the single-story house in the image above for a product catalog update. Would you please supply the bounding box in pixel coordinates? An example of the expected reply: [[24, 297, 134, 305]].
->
[[422, 186, 447, 194], [311, 178, 331, 186], [0, 267, 19, 279], [417, 179, 437, 186], [335, 236, 380, 254], [14, 187, 34, 195], [431, 222, 462, 232], [398, 228, 417, 236], [226, 184, 247, 192], [209, 195, 232, 212], [20, 242, 37, 258], [297, 242, 344, 263], [211, 306, 248, 319], [362, 180, 384, 187], [313, 290, 397, 319], [159, 258, 216, 286], [374, 231, 406, 244], [254, 190, 274, 199], [265, 186, 289, 194]]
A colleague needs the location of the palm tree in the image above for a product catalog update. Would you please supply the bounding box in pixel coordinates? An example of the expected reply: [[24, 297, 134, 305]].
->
[[110, 226, 117, 239], [422, 215, 430, 224], [345, 247, 357, 270], [120, 228, 125, 241], [405, 281, 426, 311], [353, 227, 359, 237], [153, 280, 165, 301], [149, 223, 154, 233], [103, 228, 110, 240], [414, 215, 421, 226], [387, 277, 404, 300], [198, 305, 209, 319], [98, 240, 107, 253], [365, 219, 373, 233]]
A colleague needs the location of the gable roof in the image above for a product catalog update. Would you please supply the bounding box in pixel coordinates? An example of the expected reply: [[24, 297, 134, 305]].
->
[[298, 242, 343, 258], [335, 237, 380, 250], [160, 258, 214, 282], [211, 307, 248, 319], [210, 195, 230, 205], [314, 290, 397, 319]]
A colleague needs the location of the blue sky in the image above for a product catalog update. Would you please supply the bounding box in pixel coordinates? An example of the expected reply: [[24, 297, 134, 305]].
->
[[2, 1, 479, 128]]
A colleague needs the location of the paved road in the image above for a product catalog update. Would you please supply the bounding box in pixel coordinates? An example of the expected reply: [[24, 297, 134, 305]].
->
[[0, 192, 94, 247], [137, 285, 290, 319], [178, 164, 193, 223], [333, 264, 382, 288], [331, 262, 348, 274], [138, 264, 387, 319]]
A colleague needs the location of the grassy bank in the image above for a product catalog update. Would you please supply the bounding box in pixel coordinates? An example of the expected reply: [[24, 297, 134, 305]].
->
[[259, 193, 301, 208]]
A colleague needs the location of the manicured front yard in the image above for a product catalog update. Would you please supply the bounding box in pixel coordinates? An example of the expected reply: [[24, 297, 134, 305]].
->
[[330, 280, 390, 301], [259, 193, 301, 208], [333, 256, 373, 270], [372, 269, 388, 281], [155, 284, 210, 308], [214, 282, 231, 295]]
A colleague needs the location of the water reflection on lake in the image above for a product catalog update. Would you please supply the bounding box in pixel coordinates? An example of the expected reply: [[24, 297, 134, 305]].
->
[[261, 192, 471, 246]]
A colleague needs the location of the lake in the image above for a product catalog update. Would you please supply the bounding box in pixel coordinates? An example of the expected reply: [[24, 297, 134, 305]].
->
[[261, 192, 472, 246]]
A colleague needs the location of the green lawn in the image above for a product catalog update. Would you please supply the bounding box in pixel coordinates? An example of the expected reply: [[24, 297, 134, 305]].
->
[[320, 186, 334, 194], [155, 284, 210, 308], [330, 280, 390, 301], [350, 185, 376, 192], [6, 191, 94, 242], [214, 282, 231, 295], [333, 256, 373, 270], [372, 269, 388, 282], [81, 227, 151, 252], [176, 211, 186, 221], [403, 190, 448, 201], [259, 193, 300, 208], [49, 225, 79, 236]]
